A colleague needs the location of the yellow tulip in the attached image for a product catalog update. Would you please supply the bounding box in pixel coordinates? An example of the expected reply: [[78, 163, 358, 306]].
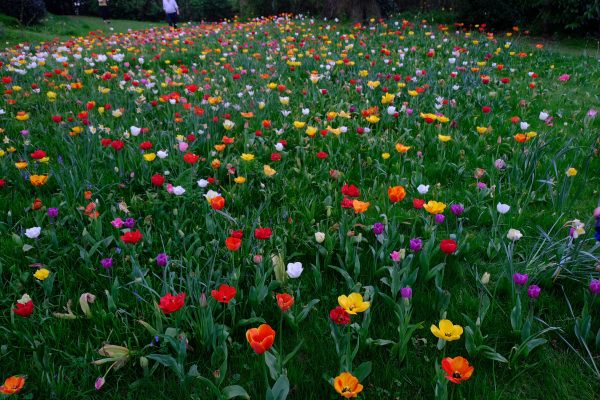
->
[[338, 293, 370, 314], [143, 153, 156, 162], [423, 200, 447, 215], [431, 319, 463, 341]]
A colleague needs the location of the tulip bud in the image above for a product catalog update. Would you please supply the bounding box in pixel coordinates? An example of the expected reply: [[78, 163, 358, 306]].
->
[[79, 292, 96, 318], [272, 253, 286, 283], [139, 356, 149, 369], [200, 292, 208, 308], [315, 232, 325, 243], [481, 272, 490, 285]]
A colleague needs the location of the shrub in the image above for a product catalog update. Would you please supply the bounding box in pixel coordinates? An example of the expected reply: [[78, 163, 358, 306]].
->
[[0, 0, 47, 26]]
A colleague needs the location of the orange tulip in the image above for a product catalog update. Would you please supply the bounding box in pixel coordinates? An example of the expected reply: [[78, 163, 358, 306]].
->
[[388, 185, 406, 203], [276, 293, 294, 312], [352, 199, 370, 214], [442, 356, 474, 384], [0, 375, 26, 395], [246, 324, 276, 354], [29, 175, 48, 187], [210, 196, 225, 210], [395, 143, 411, 153], [333, 372, 363, 398], [514, 133, 528, 143]]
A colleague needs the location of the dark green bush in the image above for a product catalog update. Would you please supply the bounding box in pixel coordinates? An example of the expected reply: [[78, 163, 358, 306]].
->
[[0, 0, 47, 26]]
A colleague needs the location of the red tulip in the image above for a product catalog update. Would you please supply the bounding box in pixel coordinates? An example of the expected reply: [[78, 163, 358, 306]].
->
[[211, 284, 237, 304], [158, 292, 186, 314], [440, 239, 457, 255]]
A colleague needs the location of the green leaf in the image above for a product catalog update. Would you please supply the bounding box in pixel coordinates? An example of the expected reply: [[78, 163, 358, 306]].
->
[[146, 354, 179, 370], [295, 299, 319, 323], [271, 374, 290, 400], [327, 265, 354, 289], [482, 350, 508, 363], [525, 338, 547, 352], [222, 385, 250, 399], [352, 361, 372, 381], [265, 351, 279, 381], [283, 339, 304, 366], [370, 339, 395, 347]]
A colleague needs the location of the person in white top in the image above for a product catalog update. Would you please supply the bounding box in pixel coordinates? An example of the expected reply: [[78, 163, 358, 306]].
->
[[162, 0, 179, 28]]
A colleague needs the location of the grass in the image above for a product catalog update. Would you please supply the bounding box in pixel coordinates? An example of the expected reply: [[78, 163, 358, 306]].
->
[[0, 14, 159, 47], [0, 11, 600, 400]]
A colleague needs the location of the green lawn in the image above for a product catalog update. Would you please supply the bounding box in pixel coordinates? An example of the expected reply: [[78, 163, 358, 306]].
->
[[0, 14, 160, 47]]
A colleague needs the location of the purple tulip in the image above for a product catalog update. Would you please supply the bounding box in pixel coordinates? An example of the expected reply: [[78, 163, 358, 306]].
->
[[47, 207, 59, 218], [390, 251, 401, 262], [590, 279, 600, 295], [111, 218, 124, 228], [477, 182, 487, 190], [450, 204, 464, 216], [373, 222, 384, 236], [124, 218, 136, 229], [494, 159, 506, 170], [400, 287, 413, 299], [100, 258, 113, 269], [527, 285, 541, 299], [434, 214, 445, 224], [410, 238, 423, 252], [513, 273, 529, 286], [95, 376, 105, 391], [156, 253, 168, 267]]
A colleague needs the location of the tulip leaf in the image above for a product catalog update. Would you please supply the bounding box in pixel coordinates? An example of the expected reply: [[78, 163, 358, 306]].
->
[[265, 351, 279, 381], [353, 361, 372, 381], [283, 339, 304, 366], [295, 299, 319, 323], [271, 374, 290, 400], [146, 354, 179, 370], [222, 385, 250, 399]]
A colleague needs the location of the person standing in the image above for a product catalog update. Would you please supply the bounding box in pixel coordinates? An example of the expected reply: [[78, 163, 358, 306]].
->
[[163, 0, 179, 29], [98, 0, 110, 23]]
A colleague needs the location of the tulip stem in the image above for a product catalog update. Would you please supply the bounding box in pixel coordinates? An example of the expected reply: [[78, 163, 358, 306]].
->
[[278, 311, 284, 375], [262, 353, 269, 390]]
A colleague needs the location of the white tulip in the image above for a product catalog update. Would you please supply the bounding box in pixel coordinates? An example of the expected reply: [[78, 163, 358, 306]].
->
[[315, 232, 325, 243], [507, 228, 523, 241], [286, 262, 303, 278], [496, 203, 510, 214], [25, 227, 41, 239], [172, 186, 186, 196], [417, 184, 430, 194]]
